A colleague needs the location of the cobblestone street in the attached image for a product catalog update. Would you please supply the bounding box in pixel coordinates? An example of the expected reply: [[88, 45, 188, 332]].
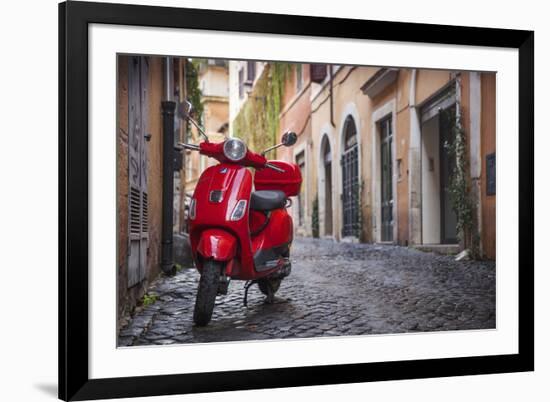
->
[[118, 237, 495, 346]]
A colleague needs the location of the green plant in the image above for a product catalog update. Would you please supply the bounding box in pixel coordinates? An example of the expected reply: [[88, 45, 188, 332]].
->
[[312, 195, 319, 238], [185, 59, 204, 138], [443, 102, 480, 258], [141, 293, 158, 307], [233, 63, 292, 154]]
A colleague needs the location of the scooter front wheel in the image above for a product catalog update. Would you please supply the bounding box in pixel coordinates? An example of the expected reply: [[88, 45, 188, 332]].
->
[[193, 260, 222, 326]]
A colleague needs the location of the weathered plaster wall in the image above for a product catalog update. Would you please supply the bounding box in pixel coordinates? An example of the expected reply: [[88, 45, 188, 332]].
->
[[145, 57, 164, 283], [395, 70, 411, 245], [117, 56, 165, 327], [117, 56, 130, 324], [480, 73, 496, 259], [415, 70, 454, 105], [332, 66, 375, 242], [310, 80, 334, 238], [278, 64, 313, 234]]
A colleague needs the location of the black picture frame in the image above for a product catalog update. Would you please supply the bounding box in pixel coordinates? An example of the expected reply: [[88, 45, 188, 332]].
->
[[59, 1, 534, 400]]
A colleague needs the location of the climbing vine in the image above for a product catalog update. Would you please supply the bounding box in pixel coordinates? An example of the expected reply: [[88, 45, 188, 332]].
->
[[233, 63, 292, 154], [184, 59, 204, 139], [443, 103, 480, 258]]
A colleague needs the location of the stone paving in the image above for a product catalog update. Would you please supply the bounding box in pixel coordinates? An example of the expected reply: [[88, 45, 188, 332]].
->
[[118, 237, 496, 346]]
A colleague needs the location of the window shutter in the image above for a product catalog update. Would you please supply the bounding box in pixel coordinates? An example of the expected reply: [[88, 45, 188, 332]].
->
[[246, 61, 256, 82]]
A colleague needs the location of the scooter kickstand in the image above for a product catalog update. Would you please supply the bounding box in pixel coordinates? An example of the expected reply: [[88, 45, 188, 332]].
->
[[243, 280, 255, 307]]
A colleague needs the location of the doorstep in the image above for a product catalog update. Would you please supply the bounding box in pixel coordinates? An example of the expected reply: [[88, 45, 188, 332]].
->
[[412, 243, 460, 255]]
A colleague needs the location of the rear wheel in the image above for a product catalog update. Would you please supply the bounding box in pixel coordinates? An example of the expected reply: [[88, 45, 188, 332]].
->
[[193, 260, 222, 326], [258, 278, 281, 303]]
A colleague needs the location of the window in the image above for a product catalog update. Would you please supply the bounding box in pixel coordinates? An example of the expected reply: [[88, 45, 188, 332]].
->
[[246, 61, 256, 83], [310, 64, 327, 83], [295, 151, 306, 226], [238, 68, 244, 99], [341, 116, 359, 238], [343, 116, 358, 150], [296, 64, 303, 92]]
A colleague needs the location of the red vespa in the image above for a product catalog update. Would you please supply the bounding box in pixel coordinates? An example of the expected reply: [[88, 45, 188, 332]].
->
[[179, 104, 301, 326]]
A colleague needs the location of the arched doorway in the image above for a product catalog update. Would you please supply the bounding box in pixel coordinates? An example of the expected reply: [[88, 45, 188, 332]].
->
[[321, 136, 333, 236], [341, 116, 359, 238]]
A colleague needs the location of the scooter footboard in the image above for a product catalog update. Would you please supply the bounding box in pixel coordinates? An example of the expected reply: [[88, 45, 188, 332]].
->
[[197, 229, 237, 261]]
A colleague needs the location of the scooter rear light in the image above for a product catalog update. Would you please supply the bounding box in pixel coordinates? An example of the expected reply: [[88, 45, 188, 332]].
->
[[230, 200, 247, 221], [189, 198, 196, 220]]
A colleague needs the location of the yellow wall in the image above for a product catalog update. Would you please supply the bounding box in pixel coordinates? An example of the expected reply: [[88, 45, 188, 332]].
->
[[298, 66, 495, 255]]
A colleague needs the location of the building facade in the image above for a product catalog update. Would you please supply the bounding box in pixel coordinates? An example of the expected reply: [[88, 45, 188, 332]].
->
[[234, 63, 496, 259], [184, 60, 230, 196], [277, 63, 312, 235], [117, 55, 194, 328]]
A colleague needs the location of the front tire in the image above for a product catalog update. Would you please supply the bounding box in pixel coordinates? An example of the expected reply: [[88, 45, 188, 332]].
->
[[193, 260, 222, 326]]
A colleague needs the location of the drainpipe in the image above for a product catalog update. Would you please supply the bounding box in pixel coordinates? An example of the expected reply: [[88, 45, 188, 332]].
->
[[329, 65, 335, 127], [161, 57, 176, 275], [408, 68, 422, 246]]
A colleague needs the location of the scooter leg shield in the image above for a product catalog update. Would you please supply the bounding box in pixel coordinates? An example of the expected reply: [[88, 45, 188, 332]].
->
[[197, 229, 237, 262]]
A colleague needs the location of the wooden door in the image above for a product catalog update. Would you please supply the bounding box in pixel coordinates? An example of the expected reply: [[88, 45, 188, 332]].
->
[[127, 57, 149, 288]]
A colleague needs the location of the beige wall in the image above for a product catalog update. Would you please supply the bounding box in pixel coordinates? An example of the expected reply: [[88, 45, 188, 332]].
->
[[277, 64, 313, 234], [310, 77, 334, 238], [415, 70, 454, 105], [185, 62, 229, 196], [395, 70, 411, 245], [309, 66, 378, 241]]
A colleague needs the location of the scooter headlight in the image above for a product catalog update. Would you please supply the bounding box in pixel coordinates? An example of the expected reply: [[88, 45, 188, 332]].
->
[[223, 138, 247, 162]]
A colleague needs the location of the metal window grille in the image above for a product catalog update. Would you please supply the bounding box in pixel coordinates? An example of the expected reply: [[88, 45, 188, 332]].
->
[[341, 116, 360, 238]]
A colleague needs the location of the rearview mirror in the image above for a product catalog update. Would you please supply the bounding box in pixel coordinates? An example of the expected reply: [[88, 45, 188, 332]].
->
[[281, 131, 297, 147], [177, 99, 193, 119]]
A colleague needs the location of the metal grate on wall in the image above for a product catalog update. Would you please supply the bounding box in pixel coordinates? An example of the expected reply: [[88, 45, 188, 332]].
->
[[142, 191, 148, 232], [130, 186, 141, 235]]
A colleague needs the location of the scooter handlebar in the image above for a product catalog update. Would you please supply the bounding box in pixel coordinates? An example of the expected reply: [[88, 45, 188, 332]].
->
[[179, 141, 285, 173], [178, 143, 200, 151]]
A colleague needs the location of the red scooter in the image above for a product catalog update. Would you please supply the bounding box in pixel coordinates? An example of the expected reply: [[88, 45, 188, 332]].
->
[[179, 102, 301, 326]]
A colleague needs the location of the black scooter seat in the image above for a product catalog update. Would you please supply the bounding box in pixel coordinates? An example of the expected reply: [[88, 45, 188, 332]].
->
[[250, 190, 286, 211]]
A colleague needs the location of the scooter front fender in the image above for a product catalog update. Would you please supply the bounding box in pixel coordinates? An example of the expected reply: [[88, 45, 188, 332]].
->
[[197, 229, 237, 262]]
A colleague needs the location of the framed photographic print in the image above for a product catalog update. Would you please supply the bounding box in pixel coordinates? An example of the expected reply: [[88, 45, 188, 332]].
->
[[59, 1, 534, 400]]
